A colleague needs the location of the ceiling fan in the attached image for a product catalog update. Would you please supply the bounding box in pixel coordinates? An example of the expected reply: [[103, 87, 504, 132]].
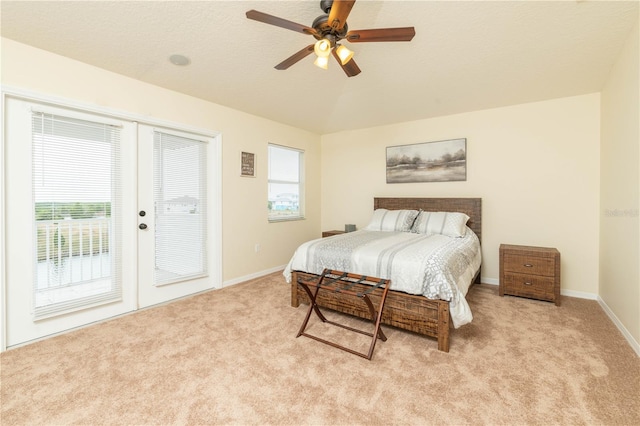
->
[[246, 0, 415, 77]]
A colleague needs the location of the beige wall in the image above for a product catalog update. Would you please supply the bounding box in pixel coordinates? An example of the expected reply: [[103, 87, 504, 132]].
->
[[0, 38, 322, 283], [600, 21, 639, 344], [320, 94, 601, 295], [3, 29, 638, 349]]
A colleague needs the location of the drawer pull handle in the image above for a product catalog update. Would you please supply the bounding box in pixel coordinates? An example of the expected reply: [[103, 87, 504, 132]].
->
[[523, 263, 533, 267], [524, 282, 533, 286]]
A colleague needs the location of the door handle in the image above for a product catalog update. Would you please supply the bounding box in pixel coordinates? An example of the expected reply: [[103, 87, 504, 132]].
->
[[139, 223, 148, 230]]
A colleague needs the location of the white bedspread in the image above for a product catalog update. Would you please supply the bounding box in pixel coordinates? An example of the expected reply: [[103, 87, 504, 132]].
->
[[283, 228, 481, 328]]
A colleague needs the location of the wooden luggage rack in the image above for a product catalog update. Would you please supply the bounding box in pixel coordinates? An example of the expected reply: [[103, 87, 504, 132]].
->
[[296, 269, 391, 360]]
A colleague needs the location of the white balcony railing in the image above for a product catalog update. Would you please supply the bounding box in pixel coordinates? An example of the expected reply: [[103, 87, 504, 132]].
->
[[35, 218, 112, 292]]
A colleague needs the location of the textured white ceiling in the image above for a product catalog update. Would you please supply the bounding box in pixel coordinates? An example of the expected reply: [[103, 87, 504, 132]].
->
[[1, 1, 638, 134]]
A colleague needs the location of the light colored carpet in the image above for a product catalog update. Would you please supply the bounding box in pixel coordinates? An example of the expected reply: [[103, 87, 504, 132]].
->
[[1, 272, 638, 425]]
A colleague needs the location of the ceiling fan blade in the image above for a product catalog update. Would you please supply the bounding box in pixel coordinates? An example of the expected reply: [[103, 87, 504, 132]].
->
[[327, 0, 356, 31], [332, 49, 361, 77], [346, 27, 416, 43], [275, 45, 315, 70], [246, 10, 318, 36]]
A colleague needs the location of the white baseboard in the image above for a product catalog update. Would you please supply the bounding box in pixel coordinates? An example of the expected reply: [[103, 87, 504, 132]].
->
[[561, 288, 598, 300], [481, 277, 499, 286], [597, 296, 640, 357], [223, 265, 286, 288]]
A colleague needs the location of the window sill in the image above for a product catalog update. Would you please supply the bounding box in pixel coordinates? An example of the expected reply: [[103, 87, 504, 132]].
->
[[268, 216, 305, 223]]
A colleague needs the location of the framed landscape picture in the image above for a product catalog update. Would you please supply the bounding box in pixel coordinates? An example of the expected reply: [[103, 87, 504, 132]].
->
[[386, 138, 467, 183]]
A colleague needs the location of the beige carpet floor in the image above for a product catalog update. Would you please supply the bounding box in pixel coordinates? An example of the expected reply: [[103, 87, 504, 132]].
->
[[1, 272, 639, 425]]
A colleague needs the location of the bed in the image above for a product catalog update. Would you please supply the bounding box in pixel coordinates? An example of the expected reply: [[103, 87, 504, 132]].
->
[[284, 197, 482, 352]]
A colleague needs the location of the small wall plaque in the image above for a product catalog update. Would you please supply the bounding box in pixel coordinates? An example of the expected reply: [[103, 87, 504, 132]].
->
[[241, 151, 255, 177]]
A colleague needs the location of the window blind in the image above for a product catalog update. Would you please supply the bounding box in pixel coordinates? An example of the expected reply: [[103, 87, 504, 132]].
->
[[268, 144, 304, 220], [153, 131, 208, 285], [32, 111, 122, 319]]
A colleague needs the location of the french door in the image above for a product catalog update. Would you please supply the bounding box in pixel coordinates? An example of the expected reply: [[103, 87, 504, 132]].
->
[[136, 125, 214, 308], [3, 96, 219, 348]]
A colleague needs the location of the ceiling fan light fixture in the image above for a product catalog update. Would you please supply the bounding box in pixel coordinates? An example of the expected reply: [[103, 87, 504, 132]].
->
[[314, 38, 332, 58], [335, 44, 354, 65], [245, 2, 416, 77], [314, 55, 329, 70]]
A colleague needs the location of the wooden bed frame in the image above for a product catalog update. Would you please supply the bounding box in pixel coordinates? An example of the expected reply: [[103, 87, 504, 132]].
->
[[290, 197, 482, 352]]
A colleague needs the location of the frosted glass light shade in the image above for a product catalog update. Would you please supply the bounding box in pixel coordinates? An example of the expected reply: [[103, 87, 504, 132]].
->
[[314, 56, 329, 70], [314, 39, 332, 58], [335, 45, 354, 65]]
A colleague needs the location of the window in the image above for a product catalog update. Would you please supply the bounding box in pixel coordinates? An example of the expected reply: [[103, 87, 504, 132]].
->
[[31, 111, 123, 319], [153, 131, 208, 285], [268, 144, 304, 221]]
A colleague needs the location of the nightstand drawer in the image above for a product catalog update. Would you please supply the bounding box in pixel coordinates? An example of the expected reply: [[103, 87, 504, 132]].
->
[[503, 254, 555, 276], [503, 273, 555, 301]]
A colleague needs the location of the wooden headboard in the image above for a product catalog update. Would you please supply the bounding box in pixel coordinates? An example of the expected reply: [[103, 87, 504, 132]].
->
[[373, 197, 482, 244]]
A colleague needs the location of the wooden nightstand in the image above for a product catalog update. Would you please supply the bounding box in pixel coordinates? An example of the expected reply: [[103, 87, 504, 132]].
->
[[322, 230, 346, 238], [499, 244, 561, 306]]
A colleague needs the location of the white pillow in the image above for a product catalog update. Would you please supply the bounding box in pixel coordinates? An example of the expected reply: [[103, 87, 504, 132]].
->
[[365, 209, 419, 232], [411, 211, 470, 237]]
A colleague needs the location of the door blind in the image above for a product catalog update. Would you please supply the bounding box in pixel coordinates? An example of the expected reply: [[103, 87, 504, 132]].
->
[[31, 111, 123, 319], [153, 131, 208, 285]]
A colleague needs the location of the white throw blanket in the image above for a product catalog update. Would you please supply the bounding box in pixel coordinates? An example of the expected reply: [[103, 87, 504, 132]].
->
[[283, 228, 481, 328]]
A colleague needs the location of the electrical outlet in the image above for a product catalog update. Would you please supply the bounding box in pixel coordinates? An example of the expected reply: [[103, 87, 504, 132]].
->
[[255, 243, 261, 253]]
